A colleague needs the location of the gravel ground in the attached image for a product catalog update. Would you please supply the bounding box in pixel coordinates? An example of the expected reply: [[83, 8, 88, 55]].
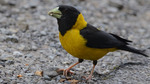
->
[[0, 0, 150, 84]]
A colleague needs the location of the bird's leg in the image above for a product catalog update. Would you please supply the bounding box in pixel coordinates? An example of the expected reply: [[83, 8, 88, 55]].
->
[[63, 62, 79, 76], [85, 60, 97, 80], [63, 59, 83, 77]]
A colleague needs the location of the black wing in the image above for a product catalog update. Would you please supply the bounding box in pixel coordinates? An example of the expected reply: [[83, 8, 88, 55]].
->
[[80, 24, 132, 48]]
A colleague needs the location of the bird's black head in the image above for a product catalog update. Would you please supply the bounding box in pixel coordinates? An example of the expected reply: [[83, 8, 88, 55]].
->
[[48, 5, 81, 35], [48, 5, 80, 19]]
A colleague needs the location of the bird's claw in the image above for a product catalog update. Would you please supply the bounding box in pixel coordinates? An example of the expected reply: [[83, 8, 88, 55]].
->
[[57, 69, 74, 77]]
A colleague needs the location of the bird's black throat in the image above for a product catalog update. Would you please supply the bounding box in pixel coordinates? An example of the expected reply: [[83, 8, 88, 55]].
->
[[57, 12, 80, 36]]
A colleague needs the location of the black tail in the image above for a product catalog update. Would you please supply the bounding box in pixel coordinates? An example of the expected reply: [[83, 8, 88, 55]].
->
[[118, 46, 148, 57]]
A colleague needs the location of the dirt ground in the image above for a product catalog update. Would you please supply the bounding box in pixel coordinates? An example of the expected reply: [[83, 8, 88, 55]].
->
[[0, 0, 150, 84]]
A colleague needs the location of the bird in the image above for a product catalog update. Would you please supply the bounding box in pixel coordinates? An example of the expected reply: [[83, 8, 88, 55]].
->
[[48, 5, 148, 80]]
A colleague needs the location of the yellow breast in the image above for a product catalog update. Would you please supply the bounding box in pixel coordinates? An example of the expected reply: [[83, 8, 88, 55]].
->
[[59, 29, 117, 60]]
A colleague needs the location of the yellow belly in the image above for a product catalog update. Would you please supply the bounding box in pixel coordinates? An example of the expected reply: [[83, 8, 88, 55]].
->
[[59, 29, 117, 60]]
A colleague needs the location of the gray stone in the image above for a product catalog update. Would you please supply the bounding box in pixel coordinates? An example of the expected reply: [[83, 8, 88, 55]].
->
[[40, 31, 47, 36], [13, 51, 23, 57], [43, 75, 51, 80], [47, 80, 56, 84], [5, 60, 14, 65], [64, 81, 71, 84], [26, 73, 34, 76], [0, 35, 5, 42], [107, 7, 118, 13], [31, 45, 38, 51], [0, 28, 12, 35], [10, 80, 17, 84], [44, 71, 58, 77], [40, 15, 46, 21], [29, 0, 39, 8], [0, 64, 4, 68], [5, 35, 19, 43], [11, 8, 20, 14], [36, 80, 46, 84], [17, 22, 29, 32], [109, 0, 123, 10], [0, 0, 6, 5], [56, 75, 61, 81], [7, 0, 16, 6]]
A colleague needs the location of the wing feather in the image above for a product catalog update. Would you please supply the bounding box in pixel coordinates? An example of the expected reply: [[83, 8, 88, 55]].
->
[[80, 24, 131, 48]]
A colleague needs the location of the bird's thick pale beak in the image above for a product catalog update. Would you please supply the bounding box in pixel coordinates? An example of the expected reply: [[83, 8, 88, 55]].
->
[[48, 7, 62, 19]]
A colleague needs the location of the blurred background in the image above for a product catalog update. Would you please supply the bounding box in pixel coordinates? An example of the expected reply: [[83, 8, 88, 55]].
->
[[0, 0, 150, 83]]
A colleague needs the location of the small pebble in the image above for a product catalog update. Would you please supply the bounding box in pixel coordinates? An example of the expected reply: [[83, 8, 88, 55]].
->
[[5, 60, 14, 65], [5, 35, 19, 43], [44, 71, 58, 77], [13, 51, 23, 57], [40, 15, 46, 21]]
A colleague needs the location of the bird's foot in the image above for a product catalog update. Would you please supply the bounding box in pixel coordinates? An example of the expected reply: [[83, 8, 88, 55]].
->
[[63, 68, 74, 76], [57, 69, 74, 76]]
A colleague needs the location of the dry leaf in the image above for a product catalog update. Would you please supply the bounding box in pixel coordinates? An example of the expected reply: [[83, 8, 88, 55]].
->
[[17, 74, 23, 78], [68, 79, 79, 84], [59, 79, 66, 82], [35, 71, 43, 76], [25, 64, 29, 66]]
